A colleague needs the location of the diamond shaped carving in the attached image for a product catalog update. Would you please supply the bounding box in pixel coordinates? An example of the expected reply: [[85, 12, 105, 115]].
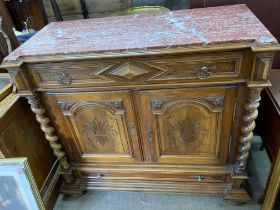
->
[[100, 62, 164, 82], [112, 63, 149, 79]]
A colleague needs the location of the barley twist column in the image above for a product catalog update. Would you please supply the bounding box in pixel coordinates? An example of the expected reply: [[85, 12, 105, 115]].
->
[[234, 87, 263, 174], [27, 94, 73, 183]]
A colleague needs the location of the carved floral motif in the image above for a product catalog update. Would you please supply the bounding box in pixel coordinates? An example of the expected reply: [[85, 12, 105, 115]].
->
[[167, 116, 207, 148], [82, 118, 117, 146]]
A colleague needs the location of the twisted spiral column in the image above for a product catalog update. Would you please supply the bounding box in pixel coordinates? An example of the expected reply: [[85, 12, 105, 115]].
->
[[234, 87, 263, 174], [27, 94, 73, 183]]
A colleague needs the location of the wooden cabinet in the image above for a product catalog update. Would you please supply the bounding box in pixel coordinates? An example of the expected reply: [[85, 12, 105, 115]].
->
[[2, 5, 280, 204]]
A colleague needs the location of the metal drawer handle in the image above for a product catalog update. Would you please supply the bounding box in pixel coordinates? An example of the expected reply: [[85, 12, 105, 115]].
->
[[197, 66, 215, 80], [92, 174, 104, 179], [56, 73, 72, 85], [194, 176, 205, 182], [147, 123, 153, 143]]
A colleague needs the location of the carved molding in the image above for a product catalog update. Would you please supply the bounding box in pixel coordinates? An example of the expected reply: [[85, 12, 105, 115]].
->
[[100, 62, 164, 82], [88, 70, 100, 79], [59, 100, 124, 116], [255, 56, 272, 80], [151, 97, 224, 113], [151, 100, 168, 110], [59, 102, 75, 112], [31, 61, 112, 73], [101, 101, 124, 110], [204, 97, 224, 108]]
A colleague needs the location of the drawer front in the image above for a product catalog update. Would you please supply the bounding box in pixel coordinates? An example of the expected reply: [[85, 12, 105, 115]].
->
[[144, 52, 242, 81], [76, 166, 230, 194], [78, 169, 226, 183], [134, 87, 236, 164], [29, 52, 242, 89], [30, 60, 116, 88]]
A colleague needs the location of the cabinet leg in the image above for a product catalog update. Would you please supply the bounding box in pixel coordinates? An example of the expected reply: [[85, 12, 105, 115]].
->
[[226, 87, 263, 204], [224, 174, 251, 204], [27, 94, 74, 184], [61, 178, 85, 197]]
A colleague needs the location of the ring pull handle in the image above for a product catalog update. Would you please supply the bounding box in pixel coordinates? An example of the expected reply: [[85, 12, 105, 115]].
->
[[147, 123, 153, 143], [56, 73, 72, 85], [194, 175, 205, 182], [92, 174, 104, 179], [197, 66, 216, 80]]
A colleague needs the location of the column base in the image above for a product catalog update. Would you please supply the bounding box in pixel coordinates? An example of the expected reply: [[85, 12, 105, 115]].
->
[[61, 178, 86, 197], [224, 173, 251, 205]]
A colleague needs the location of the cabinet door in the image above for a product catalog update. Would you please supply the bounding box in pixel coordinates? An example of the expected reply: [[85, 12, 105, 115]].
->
[[135, 88, 236, 164], [55, 91, 142, 163]]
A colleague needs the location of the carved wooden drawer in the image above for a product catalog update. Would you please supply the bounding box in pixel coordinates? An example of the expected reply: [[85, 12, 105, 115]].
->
[[29, 52, 242, 89], [81, 171, 226, 183], [144, 52, 242, 81], [30, 60, 116, 88]]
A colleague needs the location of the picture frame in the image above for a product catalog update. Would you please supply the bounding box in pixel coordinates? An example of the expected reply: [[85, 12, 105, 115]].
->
[[0, 158, 45, 210]]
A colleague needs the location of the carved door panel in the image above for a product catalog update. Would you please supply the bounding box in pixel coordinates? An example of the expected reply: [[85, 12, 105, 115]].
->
[[135, 88, 236, 164], [56, 91, 142, 163]]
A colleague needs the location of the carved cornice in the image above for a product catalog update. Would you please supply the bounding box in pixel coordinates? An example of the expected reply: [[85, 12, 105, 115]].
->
[[59, 102, 75, 112], [203, 97, 224, 108], [101, 101, 124, 110], [151, 100, 168, 111], [151, 97, 224, 112], [2, 43, 279, 69], [59, 101, 124, 114]]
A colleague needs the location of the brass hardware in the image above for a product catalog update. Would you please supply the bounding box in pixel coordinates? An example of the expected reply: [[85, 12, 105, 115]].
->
[[92, 174, 104, 179], [197, 66, 215, 80], [56, 73, 72, 85], [194, 176, 205, 182], [147, 123, 153, 143]]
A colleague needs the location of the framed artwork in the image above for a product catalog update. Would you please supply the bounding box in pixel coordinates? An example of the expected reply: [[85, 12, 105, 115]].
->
[[0, 158, 45, 210]]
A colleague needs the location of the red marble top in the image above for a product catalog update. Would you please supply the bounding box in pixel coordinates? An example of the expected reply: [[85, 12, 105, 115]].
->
[[4, 4, 279, 62]]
